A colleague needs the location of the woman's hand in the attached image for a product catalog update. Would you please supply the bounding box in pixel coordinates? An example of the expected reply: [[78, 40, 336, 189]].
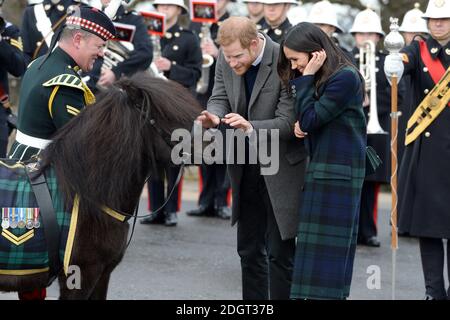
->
[[303, 50, 327, 76], [294, 121, 307, 139]]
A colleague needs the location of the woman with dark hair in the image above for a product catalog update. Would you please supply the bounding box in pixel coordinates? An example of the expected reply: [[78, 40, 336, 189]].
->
[[277, 22, 366, 300]]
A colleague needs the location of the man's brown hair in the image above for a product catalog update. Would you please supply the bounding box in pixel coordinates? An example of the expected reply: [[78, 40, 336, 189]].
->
[[217, 16, 258, 49]]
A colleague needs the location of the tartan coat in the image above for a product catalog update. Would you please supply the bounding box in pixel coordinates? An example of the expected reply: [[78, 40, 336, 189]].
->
[[398, 37, 450, 239], [289, 66, 366, 300]]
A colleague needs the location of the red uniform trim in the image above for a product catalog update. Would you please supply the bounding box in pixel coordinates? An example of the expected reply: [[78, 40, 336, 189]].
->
[[418, 40, 446, 85]]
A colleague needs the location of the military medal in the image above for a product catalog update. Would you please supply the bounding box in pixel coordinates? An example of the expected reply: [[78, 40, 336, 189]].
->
[[18, 208, 26, 229], [1, 208, 9, 229], [26, 208, 34, 230], [33, 208, 40, 229], [10, 208, 18, 229]]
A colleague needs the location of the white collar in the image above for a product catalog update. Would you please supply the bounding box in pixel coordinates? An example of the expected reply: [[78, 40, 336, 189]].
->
[[252, 33, 266, 66]]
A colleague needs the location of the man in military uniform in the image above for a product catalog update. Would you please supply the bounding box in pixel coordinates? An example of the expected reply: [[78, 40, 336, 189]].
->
[[140, 0, 202, 227], [21, 0, 89, 64], [0, 0, 27, 157], [397, 3, 429, 164], [260, 0, 296, 44], [395, 0, 450, 300], [350, 8, 398, 247], [185, 0, 233, 220], [8, 6, 115, 300], [243, 0, 265, 30], [84, 0, 152, 90], [8, 6, 115, 162]]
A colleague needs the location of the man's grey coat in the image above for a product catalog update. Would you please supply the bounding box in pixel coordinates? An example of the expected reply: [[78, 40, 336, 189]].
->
[[207, 33, 307, 240]]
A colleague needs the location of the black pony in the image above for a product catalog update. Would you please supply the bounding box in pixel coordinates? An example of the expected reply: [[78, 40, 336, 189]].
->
[[0, 72, 202, 299]]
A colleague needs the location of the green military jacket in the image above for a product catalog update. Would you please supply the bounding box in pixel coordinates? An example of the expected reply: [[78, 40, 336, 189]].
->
[[16, 47, 95, 139]]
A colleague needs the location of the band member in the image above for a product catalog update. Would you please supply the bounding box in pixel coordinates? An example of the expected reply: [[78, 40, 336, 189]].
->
[[350, 8, 390, 247], [243, 0, 265, 30], [260, 0, 296, 44], [286, 0, 306, 26], [0, 0, 26, 157], [397, 3, 429, 163], [8, 7, 115, 300], [197, 16, 307, 300], [84, 0, 153, 90], [279, 22, 366, 300], [396, 0, 450, 300], [399, 3, 429, 46], [140, 0, 202, 227], [306, 0, 354, 64], [186, 0, 233, 220], [21, 0, 88, 64]]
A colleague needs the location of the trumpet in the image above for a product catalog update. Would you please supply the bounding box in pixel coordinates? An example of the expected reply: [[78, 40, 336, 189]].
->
[[149, 35, 167, 80], [359, 40, 387, 134], [196, 23, 214, 94]]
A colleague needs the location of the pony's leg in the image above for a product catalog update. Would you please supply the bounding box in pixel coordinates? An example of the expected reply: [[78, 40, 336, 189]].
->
[[58, 265, 105, 300], [88, 271, 111, 300]]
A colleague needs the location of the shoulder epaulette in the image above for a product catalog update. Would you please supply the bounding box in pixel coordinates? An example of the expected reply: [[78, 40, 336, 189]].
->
[[42, 74, 84, 91]]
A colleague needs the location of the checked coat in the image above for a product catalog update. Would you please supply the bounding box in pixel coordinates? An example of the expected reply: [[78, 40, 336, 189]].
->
[[289, 66, 366, 299]]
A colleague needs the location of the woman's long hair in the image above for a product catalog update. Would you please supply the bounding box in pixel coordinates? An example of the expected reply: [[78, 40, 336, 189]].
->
[[277, 22, 356, 92]]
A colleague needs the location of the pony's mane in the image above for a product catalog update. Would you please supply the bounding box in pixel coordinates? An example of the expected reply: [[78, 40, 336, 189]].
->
[[40, 72, 202, 217]]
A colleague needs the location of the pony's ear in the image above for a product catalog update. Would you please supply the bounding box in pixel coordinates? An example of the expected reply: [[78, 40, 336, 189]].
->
[[116, 77, 144, 109]]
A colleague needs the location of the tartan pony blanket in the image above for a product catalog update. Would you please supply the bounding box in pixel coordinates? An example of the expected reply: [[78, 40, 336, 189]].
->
[[0, 159, 78, 277]]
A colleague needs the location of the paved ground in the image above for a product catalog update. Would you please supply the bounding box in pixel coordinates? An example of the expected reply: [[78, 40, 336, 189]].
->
[[1, 167, 445, 300]]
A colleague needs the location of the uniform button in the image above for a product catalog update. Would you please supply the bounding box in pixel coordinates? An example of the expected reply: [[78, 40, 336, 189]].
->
[[446, 48, 450, 56], [36, 41, 41, 47], [375, 56, 380, 61], [431, 47, 438, 54], [173, 45, 179, 51], [174, 32, 180, 37], [274, 29, 282, 36], [172, 61, 177, 65], [424, 132, 431, 138], [375, 67, 379, 73], [44, 4, 51, 10], [165, 32, 172, 39], [57, 4, 64, 11], [424, 89, 429, 94], [291, 85, 296, 90], [423, 67, 428, 72]]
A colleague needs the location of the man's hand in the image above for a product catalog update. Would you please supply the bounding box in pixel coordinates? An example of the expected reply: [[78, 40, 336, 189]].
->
[[222, 113, 253, 132], [155, 57, 172, 72], [98, 68, 116, 87], [196, 110, 220, 128], [294, 121, 307, 139]]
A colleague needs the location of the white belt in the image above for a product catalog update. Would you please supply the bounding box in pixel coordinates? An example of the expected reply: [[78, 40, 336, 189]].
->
[[15, 131, 52, 150]]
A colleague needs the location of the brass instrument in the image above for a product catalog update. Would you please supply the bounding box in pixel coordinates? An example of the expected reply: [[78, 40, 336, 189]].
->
[[360, 40, 387, 134], [149, 35, 167, 79], [102, 40, 132, 70], [196, 23, 214, 94]]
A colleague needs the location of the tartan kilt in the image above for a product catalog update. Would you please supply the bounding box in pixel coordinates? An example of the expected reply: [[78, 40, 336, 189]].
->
[[290, 165, 364, 300], [0, 159, 74, 277]]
